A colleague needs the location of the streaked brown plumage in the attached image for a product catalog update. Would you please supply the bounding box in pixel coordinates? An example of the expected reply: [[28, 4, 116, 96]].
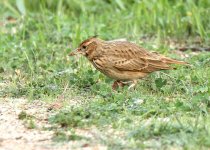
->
[[69, 37, 187, 89]]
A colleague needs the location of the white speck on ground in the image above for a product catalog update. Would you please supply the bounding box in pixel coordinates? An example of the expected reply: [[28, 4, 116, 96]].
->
[[0, 98, 107, 150]]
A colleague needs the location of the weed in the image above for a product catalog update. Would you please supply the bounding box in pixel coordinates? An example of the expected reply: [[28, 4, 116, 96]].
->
[[0, 0, 210, 149]]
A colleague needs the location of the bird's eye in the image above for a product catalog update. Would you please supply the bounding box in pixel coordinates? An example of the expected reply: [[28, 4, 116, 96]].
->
[[82, 45, 86, 49]]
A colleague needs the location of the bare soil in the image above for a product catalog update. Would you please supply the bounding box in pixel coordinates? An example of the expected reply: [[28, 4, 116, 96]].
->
[[0, 98, 106, 150]]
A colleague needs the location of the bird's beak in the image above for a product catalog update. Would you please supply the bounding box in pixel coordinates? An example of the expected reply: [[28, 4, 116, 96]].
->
[[69, 48, 80, 56]]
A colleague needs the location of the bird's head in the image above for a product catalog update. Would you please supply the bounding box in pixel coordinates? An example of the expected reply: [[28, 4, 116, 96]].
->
[[69, 37, 99, 57]]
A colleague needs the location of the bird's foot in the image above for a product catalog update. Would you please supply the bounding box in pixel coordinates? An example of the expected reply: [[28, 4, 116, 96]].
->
[[112, 80, 125, 90], [112, 80, 138, 90], [128, 80, 138, 90]]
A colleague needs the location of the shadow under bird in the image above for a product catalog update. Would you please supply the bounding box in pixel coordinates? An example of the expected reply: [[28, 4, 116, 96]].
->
[[69, 37, 187, 90]]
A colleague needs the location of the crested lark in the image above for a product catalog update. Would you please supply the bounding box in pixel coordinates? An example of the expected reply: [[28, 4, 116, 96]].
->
[[69, 37, 187, 89]]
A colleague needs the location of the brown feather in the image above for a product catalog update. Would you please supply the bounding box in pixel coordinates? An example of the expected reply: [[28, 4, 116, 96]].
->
[[71, 37, 188, 82]]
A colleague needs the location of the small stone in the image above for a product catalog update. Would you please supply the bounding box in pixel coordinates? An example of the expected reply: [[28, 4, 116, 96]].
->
[[133, 98, 144, 105]]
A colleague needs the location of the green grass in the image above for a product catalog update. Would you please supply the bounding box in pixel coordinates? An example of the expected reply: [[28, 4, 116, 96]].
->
[[0, 0, 210, 149]]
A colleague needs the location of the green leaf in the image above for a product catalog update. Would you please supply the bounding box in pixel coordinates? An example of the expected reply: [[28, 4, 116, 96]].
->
[[115, 0, 125, 10], [16, 0, 26, 15], [155, 78, 167, 88], [198, 86, 208, 93]]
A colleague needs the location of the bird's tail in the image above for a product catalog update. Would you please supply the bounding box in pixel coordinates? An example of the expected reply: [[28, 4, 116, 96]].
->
[[162, 57, 188, 65], [151, 51, 188, 65]]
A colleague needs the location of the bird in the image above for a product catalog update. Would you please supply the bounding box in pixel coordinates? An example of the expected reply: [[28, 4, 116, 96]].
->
[[69, 37, 187, 90]]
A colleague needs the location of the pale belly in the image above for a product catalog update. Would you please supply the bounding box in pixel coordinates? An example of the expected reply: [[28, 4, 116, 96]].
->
[[98, 68, 148, 81]]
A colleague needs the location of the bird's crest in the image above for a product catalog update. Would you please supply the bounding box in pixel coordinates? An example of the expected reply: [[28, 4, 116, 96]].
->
[[79, 35, 98, 46]]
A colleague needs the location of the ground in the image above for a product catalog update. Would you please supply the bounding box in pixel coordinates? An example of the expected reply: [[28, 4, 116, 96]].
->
[[0, 1, 210, 149], [0, 98, 106, 150]]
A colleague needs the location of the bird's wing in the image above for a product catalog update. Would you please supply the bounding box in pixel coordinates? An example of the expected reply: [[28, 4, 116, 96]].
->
[[112, 58, 149, 71], [106, 41, 171, 72]]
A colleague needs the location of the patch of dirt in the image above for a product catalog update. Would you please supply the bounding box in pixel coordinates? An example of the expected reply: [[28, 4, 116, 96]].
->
[[0, 98, 106, 150]]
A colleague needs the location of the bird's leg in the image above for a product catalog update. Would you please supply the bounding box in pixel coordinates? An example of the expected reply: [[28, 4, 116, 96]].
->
[[121, 81, 133, 85], [112, 80, 119, 90], [128, 80, 138, 90], [112, 80, 125, 90], [112, 80, 138, 90]]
